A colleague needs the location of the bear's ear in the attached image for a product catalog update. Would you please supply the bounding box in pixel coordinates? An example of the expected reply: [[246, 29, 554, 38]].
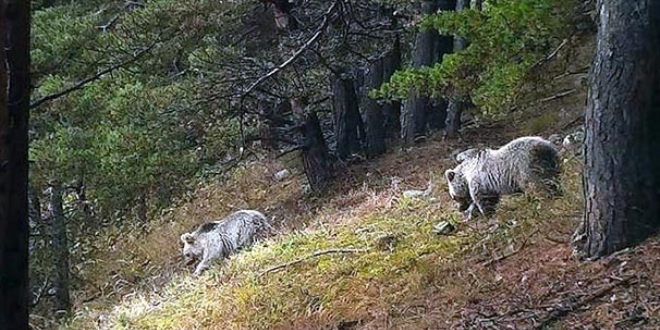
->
[[180, 233, 195, 244], [445, 169, 456, 182]]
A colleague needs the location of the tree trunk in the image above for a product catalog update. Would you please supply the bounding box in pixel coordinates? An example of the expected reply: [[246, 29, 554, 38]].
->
[[445, 0, 468, 138], [364, 58, 386, 159], [47, 183, 72, 316], [332, 75, 364, 160], [292, 100, 333, 194], [0, 0, 31, 328], [402, 0, 440, 146], [577, 0, 660, 259], [381, 38, 402, 139], [427, 0, 456, 132]]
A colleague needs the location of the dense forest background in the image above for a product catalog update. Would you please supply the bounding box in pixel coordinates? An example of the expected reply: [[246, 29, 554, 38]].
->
[[7, 0, 658, 329]]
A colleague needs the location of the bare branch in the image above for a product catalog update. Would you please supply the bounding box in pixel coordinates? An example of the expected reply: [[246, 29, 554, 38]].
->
[[530, 38, 569, 70], [29, 43, 156, 109], [240, 0, 340, 99], [537, 89, 576, 103]]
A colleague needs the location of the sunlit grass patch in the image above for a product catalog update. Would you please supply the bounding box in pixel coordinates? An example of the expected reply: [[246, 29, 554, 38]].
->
[[100, 193, 473, 329]]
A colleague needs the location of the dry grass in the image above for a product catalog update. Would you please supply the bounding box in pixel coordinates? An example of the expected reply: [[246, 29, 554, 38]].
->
[[56, 134, 581, 330], [51, 33, 660, 330]]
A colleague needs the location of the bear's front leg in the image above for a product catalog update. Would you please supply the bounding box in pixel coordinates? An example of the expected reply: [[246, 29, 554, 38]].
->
[[463, 202, 479, 221], [193, 259, 211, 276]]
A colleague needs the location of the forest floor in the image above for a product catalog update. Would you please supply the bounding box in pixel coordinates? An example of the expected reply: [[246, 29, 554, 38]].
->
[[51, 33, 660, 330]]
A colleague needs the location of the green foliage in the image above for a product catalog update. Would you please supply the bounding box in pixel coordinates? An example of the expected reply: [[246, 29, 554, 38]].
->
[[377, 0, 579, 114]]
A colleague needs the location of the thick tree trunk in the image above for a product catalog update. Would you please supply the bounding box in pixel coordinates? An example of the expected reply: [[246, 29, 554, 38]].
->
[[427, 0, 457, 132], [0, 0, 31, 328], [381, 38, 402, 138], [402, 0, 440, 146], [445, 0, 468, 138], [577, 0, 660, 259], [47, 184, 71, 315], [332, 75, 364, 160], [27, 187, 41, 229], [364, 58, 386, 159], [292, 100, 333, 194]]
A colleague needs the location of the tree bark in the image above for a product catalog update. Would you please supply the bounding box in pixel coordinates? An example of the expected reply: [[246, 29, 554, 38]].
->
[[381, 38, 402, 138], [332, 74, 364, 160], [445, 0, 468, 138], [364, 58, 386, 159], [47, 183, 71, 316], [402, 1, 440, 146], [427, 0, 456, 132], [292, 100, 333, 194], [577, 0, 660, 259], [0, 0, 31, 328]]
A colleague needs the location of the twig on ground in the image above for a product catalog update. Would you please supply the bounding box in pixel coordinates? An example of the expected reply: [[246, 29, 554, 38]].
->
[[561, 115, 584, 130], [542, 234, 569, 245], [537, 89, 576, 103], [482, 229, 539, 267], [553, 67, 590, 81], [531, 274, 637, 330], [258, 248, 369, 277], [530, 38, 569, 70]]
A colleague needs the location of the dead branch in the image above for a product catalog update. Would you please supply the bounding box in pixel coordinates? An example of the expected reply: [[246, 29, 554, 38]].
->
[[276, 144, 305, 158], [531, 274, 636, 330], [30, 43, 156, 109], [537, 89, 576, 103], [482, 229, 539, 267], [258, 248, 369, 277], [530, 38, 568, 70], [553, 67, 590, 80], [240, 0, 340, 99], [560, 115, 584, 130]]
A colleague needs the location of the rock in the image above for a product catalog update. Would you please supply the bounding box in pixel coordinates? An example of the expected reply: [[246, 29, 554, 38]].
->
[[432, 221, 456, 235], [403, 189, 426, 198], [402, 179, 435, 198], [375, 234, 397, 252], [274, 169, 291, 181]]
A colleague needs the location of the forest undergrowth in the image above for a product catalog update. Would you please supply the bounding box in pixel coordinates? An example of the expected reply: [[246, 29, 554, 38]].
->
[[48, 33, 660, 330]]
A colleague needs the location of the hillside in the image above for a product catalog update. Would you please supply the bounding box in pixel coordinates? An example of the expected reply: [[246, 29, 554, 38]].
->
[[44, 31, 660, 330]]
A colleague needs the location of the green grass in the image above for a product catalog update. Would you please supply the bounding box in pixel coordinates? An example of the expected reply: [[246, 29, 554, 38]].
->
[[100, 195, 470, 329], [68, 152, 581, 329]]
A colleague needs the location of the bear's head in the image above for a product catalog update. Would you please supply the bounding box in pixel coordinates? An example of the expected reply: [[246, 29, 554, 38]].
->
[[180, 232, 203, 265], [445, 168, 471, 212]]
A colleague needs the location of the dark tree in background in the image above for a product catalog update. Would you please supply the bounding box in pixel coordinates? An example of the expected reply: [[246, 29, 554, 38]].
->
[[401, 0, 440, 146], [401, 0, 455, 146], [47, 183, 71, 316], [444, 0, 470, 138], [0, 0, 31, 328], [364, 57, 386, 159], [577, 0, 660, 259], [332, 74, 364, 160], [428, 0, 457, 132], [381, 38, 402, 138], [292, 99, 333, 194]]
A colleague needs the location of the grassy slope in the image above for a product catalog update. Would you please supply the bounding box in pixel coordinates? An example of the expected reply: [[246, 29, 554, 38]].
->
[[57, 34, 660, 330]]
